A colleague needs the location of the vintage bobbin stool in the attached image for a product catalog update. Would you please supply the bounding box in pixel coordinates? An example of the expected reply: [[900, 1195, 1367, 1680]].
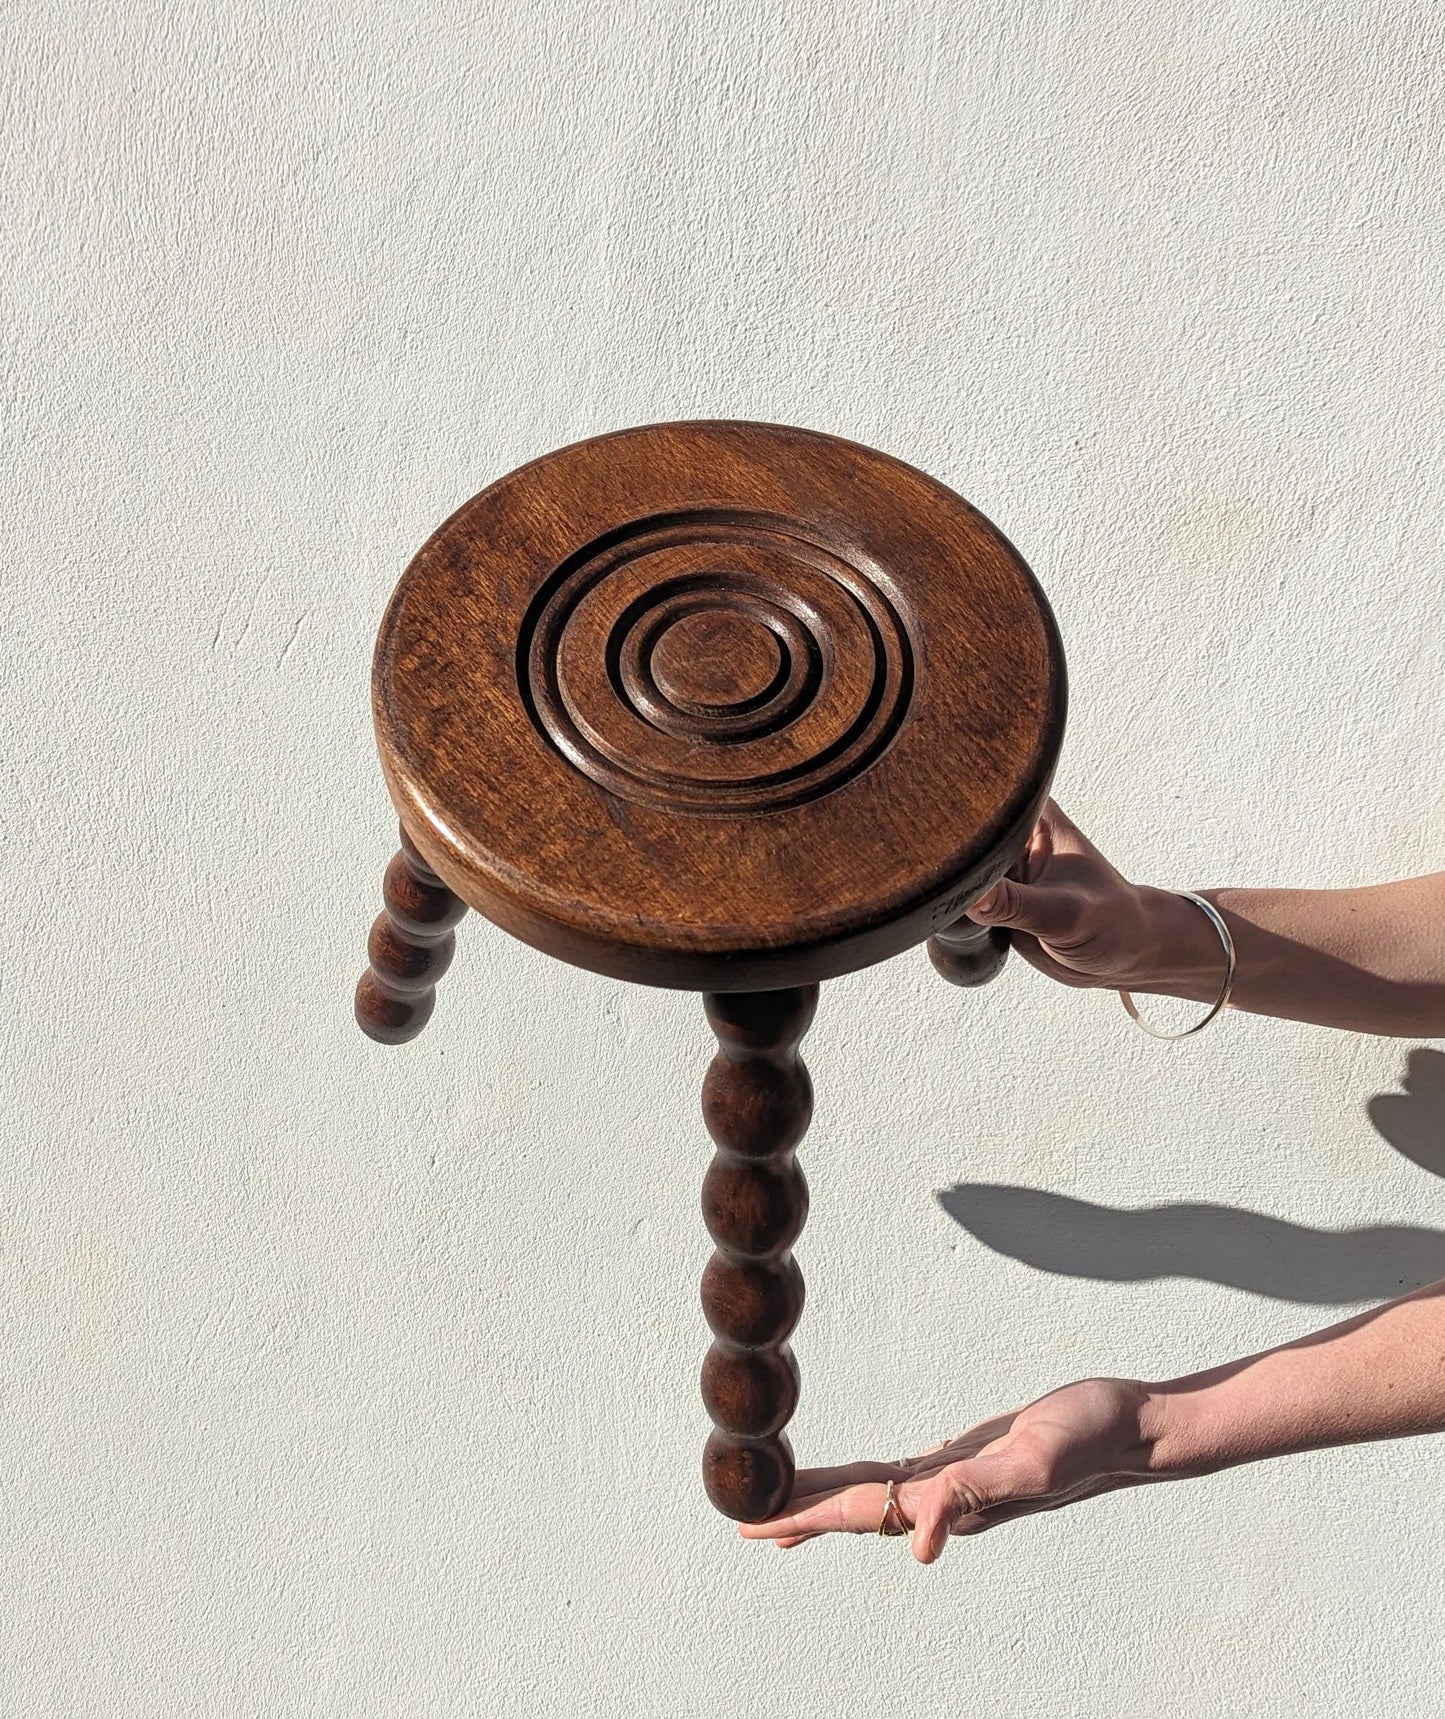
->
[[354, 420, 1066, 1522]]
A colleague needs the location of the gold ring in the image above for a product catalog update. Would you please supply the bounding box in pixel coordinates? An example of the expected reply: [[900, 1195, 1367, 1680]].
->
[[877, 1479, 909, 1538]]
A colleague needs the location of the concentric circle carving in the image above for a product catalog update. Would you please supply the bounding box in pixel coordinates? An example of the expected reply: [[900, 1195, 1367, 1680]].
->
[[377, 419, 1066, 990], [650, 608, 783, 713], [518, 511, 915, 814]]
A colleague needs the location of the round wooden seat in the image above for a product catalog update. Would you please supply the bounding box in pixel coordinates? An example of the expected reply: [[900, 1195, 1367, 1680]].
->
[[370, 420, 1066, 992]]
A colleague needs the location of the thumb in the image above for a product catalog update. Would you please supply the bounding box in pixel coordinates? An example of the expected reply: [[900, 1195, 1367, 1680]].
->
[[964, 876, 1083, 946], [904, 1452, 1029, 1564]]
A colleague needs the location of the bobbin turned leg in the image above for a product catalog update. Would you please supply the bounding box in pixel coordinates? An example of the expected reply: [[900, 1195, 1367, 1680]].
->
[[699, 985, 817, 1522], [927, 917, 1011, 987], [355, 824, 468, 1044]]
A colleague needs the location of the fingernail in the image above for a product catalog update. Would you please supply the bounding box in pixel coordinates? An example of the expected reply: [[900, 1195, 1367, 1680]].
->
[[972, 886, 1000, 917], [930, 1523, 949, 1559]]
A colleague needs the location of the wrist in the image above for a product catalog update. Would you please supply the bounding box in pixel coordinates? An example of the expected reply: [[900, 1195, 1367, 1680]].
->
[[1123, 886, 1233, 1003], [1138, 1375, 1243, 1481], [1137, 1384, 1203, 1479]]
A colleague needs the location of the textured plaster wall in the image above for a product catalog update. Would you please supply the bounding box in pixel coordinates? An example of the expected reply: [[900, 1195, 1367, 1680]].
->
[[5, 3, 1445, 1715]]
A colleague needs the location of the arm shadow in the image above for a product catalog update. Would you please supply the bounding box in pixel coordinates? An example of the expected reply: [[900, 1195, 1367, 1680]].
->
[[934, 1049, 1445, 1305], [935, 1184, 1445, 1305]]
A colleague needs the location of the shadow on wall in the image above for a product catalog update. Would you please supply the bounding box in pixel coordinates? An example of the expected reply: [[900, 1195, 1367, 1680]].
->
[[1368, 1048, 1445, 1179], [935, 1049, 1445, 1306], [936, 1186, 1445, 1304]]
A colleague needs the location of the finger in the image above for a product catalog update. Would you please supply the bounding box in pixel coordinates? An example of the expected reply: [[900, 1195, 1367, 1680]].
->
[[962, 874, 1085, 944], [1015, 809, 1055, 884], [898, 1437, 959, 1468], [1039, 799, 1107, 857], [899, 1432, 1007, 1479], [782, 1460, 906, 1501], [1006, 930, 1102, 988], [907, 1472, 981, 1564], [895, 1451, 954, 1486], [906, 1453, 1029, 1564], [738, 1479, 899, 1540], [901, 1410, 1019, 1469]]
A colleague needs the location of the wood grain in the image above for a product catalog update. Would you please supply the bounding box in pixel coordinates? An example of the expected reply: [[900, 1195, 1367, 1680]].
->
[[356, 420, 1068, 1522], [699, 986, 816, 1521], [371, 421, 1065, 991], [355, 824, 468, 1043]]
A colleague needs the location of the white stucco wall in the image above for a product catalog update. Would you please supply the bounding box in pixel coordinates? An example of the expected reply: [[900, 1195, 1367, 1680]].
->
[[6, 3, 1445, 1713]]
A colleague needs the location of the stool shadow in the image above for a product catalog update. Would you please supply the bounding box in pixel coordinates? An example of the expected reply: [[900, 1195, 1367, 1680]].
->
[[935, 1184, 1445, 1304], [1368, 1047, 1445, 1179]]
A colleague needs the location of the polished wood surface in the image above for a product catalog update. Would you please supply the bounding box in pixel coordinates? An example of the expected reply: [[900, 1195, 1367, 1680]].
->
[[371, 420, 1065, 991], [356, 420, 1066, 1521], [699, 986, 816, 1521], [355, 825, 468, 1044], [927, 918, 1012, 987]]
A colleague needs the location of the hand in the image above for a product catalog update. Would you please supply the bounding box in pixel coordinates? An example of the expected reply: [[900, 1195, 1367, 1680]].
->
[[738, 1378, 1160, 1563], [966, 801, 1215, 996]]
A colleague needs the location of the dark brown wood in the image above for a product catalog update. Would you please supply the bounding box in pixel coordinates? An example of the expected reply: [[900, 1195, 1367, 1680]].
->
[[928, 919, 1011, 987], [371, 420, 1065, 992], [699, 986, 816, 1521], [355, 824, 468, 1044], [356, 420, 1068, 1522], [927, 841, 1047, 985], [651, 607, 783, 712]]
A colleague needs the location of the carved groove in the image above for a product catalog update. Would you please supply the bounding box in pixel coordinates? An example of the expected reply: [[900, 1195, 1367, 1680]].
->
[[355, 824, 468, 1044], [518, 512, 914, 814], [698, 985, 818, 1521]]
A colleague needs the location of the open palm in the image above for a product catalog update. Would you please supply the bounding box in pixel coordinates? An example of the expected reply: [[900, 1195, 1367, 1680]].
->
[[738, 1378, 1158, 1563]]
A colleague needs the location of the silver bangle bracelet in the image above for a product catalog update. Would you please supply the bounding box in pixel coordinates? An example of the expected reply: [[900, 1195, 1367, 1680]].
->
[[1119, 891, 1236, 1041]]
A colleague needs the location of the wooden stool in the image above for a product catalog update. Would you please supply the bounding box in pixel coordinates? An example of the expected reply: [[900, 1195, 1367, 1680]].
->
[[354, 421, 1065, 1521]]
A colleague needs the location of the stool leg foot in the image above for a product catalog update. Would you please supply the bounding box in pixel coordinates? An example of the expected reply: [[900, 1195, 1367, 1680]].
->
[[927, 917, 1011, 987], [698, 985, 818, 1522], [355, 824, 468, 1044]]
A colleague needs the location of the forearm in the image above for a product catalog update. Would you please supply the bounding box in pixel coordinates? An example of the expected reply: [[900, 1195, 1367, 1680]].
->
[[1142, 1280, 1445, 1480], [1130, 874, 1445, 1035]]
